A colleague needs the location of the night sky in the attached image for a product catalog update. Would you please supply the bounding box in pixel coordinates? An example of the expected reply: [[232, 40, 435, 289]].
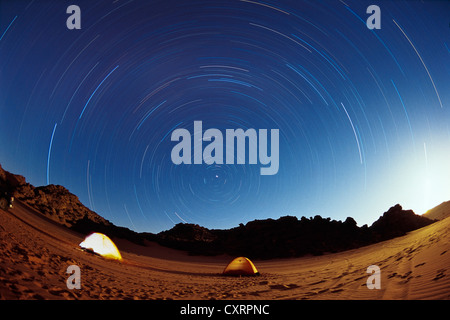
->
[[1, 0, 449, 233]]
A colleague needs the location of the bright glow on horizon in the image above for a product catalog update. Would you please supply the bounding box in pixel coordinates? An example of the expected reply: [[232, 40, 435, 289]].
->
[[385, 140, 450, 216]]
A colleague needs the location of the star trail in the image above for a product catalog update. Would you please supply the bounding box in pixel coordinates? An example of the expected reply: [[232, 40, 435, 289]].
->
[[0, 0, 449, 233]]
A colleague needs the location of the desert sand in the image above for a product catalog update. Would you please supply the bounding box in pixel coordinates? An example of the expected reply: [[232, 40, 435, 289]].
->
[[0, 200, 449, 300]]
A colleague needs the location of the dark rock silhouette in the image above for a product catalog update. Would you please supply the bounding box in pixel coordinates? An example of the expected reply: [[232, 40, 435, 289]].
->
[[369, 204, 435, 242], [157, 223, 219, 255], [156, 207, 435, 259], [0, 163, 437, 259]]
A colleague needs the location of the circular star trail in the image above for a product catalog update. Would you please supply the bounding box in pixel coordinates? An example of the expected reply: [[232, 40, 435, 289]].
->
[[0, 0, 449, 232]]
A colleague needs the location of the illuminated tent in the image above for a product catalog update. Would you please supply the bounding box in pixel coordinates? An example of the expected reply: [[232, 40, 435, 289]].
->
[[223, 257, 259, 276], [79, 232, 122, 261]]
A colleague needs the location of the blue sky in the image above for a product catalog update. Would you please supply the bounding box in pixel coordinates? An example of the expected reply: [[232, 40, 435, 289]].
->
[[1, 0, 449, 233]]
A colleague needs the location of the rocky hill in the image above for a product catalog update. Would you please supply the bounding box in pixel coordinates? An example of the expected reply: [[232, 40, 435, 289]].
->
[[370, 204, 437, 241], [0, 163, 438, 259], [17, 183, 110, 228], [158, 206, 435, 259], [0, 164, 149, 244]]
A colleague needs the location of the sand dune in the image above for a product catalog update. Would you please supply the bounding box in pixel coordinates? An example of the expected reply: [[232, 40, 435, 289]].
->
[[0, 200, 449, 300], [423, 201, 450, 221]]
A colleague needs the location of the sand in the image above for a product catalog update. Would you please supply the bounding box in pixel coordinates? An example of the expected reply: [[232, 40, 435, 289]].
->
[[0, 200, 449, 300]]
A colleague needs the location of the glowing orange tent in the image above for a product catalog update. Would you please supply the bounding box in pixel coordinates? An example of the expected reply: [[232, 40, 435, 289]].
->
[[79, 232, 122, 261], [223, 257, 259, 276]]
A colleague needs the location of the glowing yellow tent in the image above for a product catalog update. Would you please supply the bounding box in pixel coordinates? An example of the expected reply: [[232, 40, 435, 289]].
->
[[223, 257, 259, 276], [79, 232, 122, 261]]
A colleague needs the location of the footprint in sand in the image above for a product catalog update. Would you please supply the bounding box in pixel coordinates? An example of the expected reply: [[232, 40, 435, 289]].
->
[[414, 262, 426, 268], [433, 269, 446, 281]]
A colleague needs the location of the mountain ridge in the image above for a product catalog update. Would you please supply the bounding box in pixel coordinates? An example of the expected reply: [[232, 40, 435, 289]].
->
[[0, 163, 440, 259]]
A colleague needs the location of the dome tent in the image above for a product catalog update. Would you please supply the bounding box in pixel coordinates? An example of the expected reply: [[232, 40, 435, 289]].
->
[[79, 232, 122, 261], [223, 257, 259, 276]]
